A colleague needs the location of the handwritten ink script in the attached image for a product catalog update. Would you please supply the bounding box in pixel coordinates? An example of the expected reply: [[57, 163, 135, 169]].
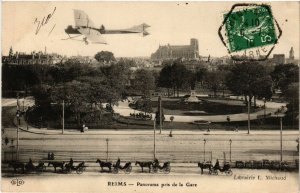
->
[[34, 7, 56, 35]]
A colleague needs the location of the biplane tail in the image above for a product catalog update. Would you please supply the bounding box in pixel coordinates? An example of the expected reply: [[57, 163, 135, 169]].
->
[[127, 23, 150, 36]]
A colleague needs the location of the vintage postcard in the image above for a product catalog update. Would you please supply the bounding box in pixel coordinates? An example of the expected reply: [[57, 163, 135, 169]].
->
[[1, 1, 299, 193]]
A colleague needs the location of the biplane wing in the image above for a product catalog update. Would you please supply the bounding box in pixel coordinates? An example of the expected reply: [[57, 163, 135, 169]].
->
[[73, 9, 95, 28], [72, 9, 106, 44], [78, 28, 107, 44]]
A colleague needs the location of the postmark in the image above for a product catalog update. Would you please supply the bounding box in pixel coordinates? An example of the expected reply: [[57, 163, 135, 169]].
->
[[218, 3, 282, 61]]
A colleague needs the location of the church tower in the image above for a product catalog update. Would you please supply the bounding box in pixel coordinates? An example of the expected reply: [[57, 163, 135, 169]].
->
[[9, 46, 13, 57], [190, 38, 199, 59], [289, 47, 294, 60]]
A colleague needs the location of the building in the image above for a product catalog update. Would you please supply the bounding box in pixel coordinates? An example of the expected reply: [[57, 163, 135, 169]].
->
[[286, 47, 299, 64], [151, 39, 199, 61], [289, 47, 295, 60], [2, 47, 62, 65], [273, 54, 285, 65]]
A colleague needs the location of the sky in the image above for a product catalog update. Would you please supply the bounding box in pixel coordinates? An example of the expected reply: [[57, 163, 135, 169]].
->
[[2, 2, 300, 58]]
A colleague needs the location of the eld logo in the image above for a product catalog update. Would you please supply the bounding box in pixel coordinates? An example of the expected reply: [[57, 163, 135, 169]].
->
[[11, 178, 25, 186]]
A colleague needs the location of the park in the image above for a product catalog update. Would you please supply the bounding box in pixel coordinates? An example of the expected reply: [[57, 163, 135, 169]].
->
[[1, 52, 299, 173]]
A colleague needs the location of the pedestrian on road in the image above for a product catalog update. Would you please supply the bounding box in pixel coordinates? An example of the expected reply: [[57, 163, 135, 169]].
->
[[226, 116, 230, 122], [5, 137, 9, 146], [235, 124, 239, 132]]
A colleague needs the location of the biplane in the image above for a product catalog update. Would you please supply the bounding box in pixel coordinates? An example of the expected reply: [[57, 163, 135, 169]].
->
[[63, 9, 150, 44]]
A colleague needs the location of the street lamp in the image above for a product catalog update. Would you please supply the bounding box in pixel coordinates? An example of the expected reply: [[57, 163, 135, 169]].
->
[[296, 138, 299, 153], [154, 118, 156, 159], [62, 100, 65, 134], [272, 108, 286, 162], [229, 139, 232, 162], [169, 116, 174, 137], [159, 96, 162, 134], [263, 97, 266, 117], [247, 96, 251, 134], [203, 139, 206, 162], [16, 110, 21, 161]]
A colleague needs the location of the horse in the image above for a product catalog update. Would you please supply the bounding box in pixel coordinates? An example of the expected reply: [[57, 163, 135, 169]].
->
[[96, 159, 112, 172], [48, 161, 65, 172], [8, 161, 25, 173], [198, 162, 212, 174], [135, 161, 153, 173]]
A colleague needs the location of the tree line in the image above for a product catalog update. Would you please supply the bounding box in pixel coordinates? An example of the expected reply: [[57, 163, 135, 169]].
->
[[2, 51, 299, 126]]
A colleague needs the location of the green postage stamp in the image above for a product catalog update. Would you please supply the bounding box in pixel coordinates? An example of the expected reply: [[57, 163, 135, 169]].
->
[[219, 4, 282, 61]]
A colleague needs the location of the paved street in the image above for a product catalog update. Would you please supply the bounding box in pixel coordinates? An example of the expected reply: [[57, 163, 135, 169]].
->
[[2, 97, 299, 174], [1, 97, 287, 123], [113, 99, 286, 123], [2, 127, 298, 163]]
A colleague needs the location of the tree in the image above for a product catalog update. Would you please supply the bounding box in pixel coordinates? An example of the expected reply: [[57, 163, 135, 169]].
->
[[132, 69, 155, 97], [157, 64, 173, 96], [226, 62, 271, 107], [158, 61, 190, 97], [226, 62, 273, 134], [252, 75, 273, 107], [101, 62, 131, 98], [283, 82, 299, 127], [172, 62, 190, 96], [204, 70, 227, 97], [195, 66, 208, 87], [31, 84, 52, 108], [271, 63, 299, 92], [94, 51, 116, 63], [51, 80, 92, 126]]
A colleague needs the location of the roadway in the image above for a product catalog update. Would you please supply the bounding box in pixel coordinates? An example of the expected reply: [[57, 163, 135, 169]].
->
[[2, 127, 299, 163]]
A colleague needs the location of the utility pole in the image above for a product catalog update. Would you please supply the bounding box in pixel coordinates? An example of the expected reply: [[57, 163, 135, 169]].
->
[[23, 98, 25, 112], [203, 139, 206, 162], [62, 100, 64, 134], [247, 96, 251, 134], [280, 117, 283, 161], [106, 139, 109, 162], [272, 111, 285, 162], [154, 118, 156, 159], [159, 96, 162, 134], [263, 98, 266, 117], [229, 139, 232, 162], [16, 111, 20, 161], [169, 116, 174, 137]]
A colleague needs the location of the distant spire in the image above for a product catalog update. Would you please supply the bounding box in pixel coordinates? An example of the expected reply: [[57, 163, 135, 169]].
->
[[9, 46, 13, 57], [44, 46, 47, 54], [289, 47, 294, 60]]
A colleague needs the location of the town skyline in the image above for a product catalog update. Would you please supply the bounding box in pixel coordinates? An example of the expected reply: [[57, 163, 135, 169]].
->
[[2, 2, 300, 58]]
